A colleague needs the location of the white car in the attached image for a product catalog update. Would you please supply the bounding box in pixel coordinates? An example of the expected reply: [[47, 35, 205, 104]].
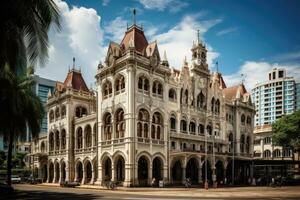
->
[[11, 175, 21, 184]]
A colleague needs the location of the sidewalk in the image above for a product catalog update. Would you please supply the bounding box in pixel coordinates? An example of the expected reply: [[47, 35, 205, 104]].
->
[[38, 183, 300, 198]]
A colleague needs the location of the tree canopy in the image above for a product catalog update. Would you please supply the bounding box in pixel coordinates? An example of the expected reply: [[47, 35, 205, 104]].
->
[[272, 110, 300, 154]]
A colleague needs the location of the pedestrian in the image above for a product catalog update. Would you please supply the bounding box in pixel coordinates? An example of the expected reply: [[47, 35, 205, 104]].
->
[[151, 178, 156, 187]]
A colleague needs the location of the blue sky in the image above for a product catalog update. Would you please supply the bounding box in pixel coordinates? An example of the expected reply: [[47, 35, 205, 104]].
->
[[36, 0, 300, 90]]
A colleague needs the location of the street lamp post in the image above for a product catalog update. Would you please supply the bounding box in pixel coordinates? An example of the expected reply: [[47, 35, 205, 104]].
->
[[204, 127, 208, 190], [232, 132, 235, 186]]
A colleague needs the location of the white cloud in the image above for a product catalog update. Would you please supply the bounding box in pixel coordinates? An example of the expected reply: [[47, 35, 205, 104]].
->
[[36, 0, 105, 87], [104, 16, 128, 42], [138, 0, 188, 13], [223, 61, 300, 91], [154, 14, 222, 69], [216, 27, 238, 36]]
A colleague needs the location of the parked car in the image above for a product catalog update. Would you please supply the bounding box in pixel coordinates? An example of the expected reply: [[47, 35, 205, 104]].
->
[[11, 175, 21, 184], [26, 176, 42, 184]]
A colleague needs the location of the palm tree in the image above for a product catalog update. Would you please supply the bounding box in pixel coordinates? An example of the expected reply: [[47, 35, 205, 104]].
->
[[0, 0, 61, 73], [0, 65, 44, 186]]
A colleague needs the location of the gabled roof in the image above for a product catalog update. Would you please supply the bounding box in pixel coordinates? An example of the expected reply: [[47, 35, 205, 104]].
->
[[55, 69, 89, 93], [63, 69, 89, 92], [120, 25, 149, 54], [222, 83, 247, 101]]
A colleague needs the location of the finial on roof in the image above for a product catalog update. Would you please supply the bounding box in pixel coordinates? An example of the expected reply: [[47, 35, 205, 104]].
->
[[132, 8, 136, 25], [215, 61, 219, 72], [47, 89, 52, 98], [197, 29, 200, 44], [127, 22, 128, 30], [72, 57, 75, 70], [141, 23, 143, 30], [241, 73, 245, 84]]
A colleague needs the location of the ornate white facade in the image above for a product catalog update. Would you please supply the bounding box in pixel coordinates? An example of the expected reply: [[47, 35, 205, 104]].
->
[[29, 24, 255, 187]]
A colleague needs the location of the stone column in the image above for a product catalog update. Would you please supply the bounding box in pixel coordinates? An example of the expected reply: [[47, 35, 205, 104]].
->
[[53, 166, 57, 183], [149, 165, 153, 185], [91, 166, 95, 184], [182, 167, 186, 184], [81, 166, 86, 185], [65, 162, 69, 182], [47, 164, 50, 183], [58, 164, 62, 183], [198, 167, 202, 184], [111, 163, 115, 182]]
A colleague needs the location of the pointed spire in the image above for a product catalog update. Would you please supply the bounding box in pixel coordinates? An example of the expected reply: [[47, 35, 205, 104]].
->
[[132, 8, 136, 25], [197, 29, 200, 44], [47, 89, 52, 98], [163, 50, 168, 61], [72, 57, 75, 70]]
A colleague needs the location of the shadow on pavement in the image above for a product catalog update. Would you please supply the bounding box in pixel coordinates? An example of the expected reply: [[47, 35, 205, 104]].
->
[[3, 189, 102, 200]]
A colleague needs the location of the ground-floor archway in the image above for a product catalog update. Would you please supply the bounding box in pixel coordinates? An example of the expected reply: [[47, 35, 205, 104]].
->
[[61, 161, 66, 182], [76, 161, 83, 182], [171, 160, 182, 185], [215, 160, 224, 184], [42, 164, 47, 182], [54, 162, 60, 183], [102, 157, 112, 181], [49, 162, 54, 183], [152, 157, 163, 181], [138, 156, 149, 186], [85, 161, 92, 184], [115, 156, 125, 182], [186, 158, 199, 184]]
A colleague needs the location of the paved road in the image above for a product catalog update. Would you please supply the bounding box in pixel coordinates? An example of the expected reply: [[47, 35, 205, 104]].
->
[[4, 184, 300, 200]]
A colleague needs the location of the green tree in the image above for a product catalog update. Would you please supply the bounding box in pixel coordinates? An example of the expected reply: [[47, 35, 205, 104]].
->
[[272, 110, 300, 159], [0, 65, 44, 186], [0, 0, 60, 73]]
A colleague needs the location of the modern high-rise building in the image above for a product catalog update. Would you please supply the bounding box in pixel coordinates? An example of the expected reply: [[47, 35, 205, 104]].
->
[[252, 68, 297, 126], [253, 68, 299, 162], [0, 74, 56, 153]]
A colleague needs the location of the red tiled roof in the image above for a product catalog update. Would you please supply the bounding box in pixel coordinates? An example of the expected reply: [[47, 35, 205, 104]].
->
[[63, 69, 89, 92], [120, 25, 148, 54], [222, 84, 247, 101], [55, 69, 89, 93]]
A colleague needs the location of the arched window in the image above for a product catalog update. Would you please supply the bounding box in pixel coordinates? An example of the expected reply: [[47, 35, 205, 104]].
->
[[273, 149, 281, 158], [49, 132, 54, 151], [41, 141, 46, 153], [241, 114, 245, 125], [206, 125, 212, 135], [198, 124, 204, 135], [55, 107, 60, 120], [61, 105, 66, 118], [189, 121, 196, 134], [170, 116, 176, 131], [75, 106, 87, 118], [197, 91, 205, 109], [263, 150, 271, 158], [180, 119, 187, 133], [211, 97, 215, 113], [152, 112, 163, 140], [55, 131, 60, 150], [103, 113, 112, 141], [137, 108, 150, 138], [115, 75, 125, 94], [76, 127, 83, 149], [138, 76, 149, 92], [169, 89, 177, 102], [49, 110, 54, 123], [246, 116, 251, 125], [102, 80, 112, 98], [215, 99, 220, 114], [152, 81, 163, 97], [61, 129, 66, 150], [185, 89, 188, 105], [115, 109, 125, 138], [263, 137, 271, 144], [85, 125, 92, 148], [240, 134, 245, 153], [283, 149, 291, 157], [246, 136, 250, 153]]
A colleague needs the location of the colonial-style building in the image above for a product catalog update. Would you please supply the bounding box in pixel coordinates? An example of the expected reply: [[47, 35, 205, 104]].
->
[[29, 22, 255, 187]]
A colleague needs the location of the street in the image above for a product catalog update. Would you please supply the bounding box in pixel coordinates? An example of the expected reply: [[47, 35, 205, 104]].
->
[[3, 184, 300, 200]]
